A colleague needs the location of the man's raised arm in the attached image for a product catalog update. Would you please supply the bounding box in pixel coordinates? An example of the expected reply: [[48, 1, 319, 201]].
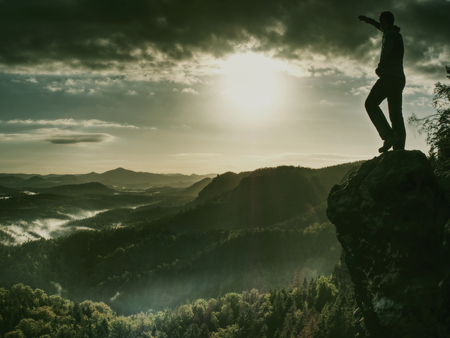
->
[[358, 15, 381, 31]]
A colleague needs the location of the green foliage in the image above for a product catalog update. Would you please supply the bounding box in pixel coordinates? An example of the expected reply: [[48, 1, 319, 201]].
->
[[0, 220, 341, 315], [315, 276, 337, 312], [177, 164, 362, 231], [193, 172, 251, 206], [409, 66, 450, 173], [0, 162, 363, 336], [0, 279, 358, 338], [5, 330, 25, 338], [210, 324, 240, 338]]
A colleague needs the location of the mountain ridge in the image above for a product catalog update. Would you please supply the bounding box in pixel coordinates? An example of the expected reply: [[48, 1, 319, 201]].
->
[[0, 168, 217, 190]]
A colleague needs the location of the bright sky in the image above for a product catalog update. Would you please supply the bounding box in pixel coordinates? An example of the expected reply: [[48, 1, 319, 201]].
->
[[0, 0, 449, 175]]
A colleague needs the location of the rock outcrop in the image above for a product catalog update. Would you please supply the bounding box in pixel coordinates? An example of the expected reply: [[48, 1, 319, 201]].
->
[[327, 150, 449, 337]]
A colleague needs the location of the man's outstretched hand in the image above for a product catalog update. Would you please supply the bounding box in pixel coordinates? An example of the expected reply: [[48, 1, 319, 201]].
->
[[358, 15, 369, 23]]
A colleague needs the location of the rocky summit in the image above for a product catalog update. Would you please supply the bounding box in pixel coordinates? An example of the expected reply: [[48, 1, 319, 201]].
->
[[327, 150, 450, 337]]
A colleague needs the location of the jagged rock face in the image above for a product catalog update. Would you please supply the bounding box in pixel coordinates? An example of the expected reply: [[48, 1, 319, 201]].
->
[[327, 150, 449, 337]]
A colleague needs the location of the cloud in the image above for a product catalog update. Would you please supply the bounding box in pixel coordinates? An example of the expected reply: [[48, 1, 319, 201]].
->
[[0, 133, 21, 141], [27, 75, 138, 96], [0, 128, 114, 145], [4, 118, 138, 129], [66, 88, 84, 94], [45, 133, 112, 144], [37, 128, 114, 145], [319, 100, 332, 105], [404, 86, 430, 96], [45, 85, 63, 92], [181, 88, 199, 94], [66, 88, 85, 94], [0, 0, 447, 80], [408, 96, 432, 107], [350, 86, 371, 96], [110, 292, 121, 301]]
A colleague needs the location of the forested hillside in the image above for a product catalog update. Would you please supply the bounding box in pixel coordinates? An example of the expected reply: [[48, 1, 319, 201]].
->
[[0, 277, 358, 338], [0, 162, 363, 334], [0, 222, 340, 315]]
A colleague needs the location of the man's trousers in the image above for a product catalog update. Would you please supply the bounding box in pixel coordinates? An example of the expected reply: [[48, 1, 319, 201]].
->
[[365, 75, 406, 150]]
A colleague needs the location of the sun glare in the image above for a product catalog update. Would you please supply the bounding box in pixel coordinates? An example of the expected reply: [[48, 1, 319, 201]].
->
[[222, 53, 281, 112]]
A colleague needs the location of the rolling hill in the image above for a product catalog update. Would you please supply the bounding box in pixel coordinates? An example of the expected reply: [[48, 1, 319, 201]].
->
[[42, 182, 116, 196], [0, 161, 363, 315]]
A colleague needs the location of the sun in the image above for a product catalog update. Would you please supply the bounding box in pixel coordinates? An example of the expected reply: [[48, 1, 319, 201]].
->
[[222, 53, 280, 112]]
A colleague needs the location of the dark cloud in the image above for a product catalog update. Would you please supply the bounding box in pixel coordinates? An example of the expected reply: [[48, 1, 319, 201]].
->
[[45, 133, 111, 144], [0, 0, 448, 76]]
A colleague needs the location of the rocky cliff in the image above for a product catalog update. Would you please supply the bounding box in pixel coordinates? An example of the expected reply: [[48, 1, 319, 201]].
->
[[327, 150, 450, 337]]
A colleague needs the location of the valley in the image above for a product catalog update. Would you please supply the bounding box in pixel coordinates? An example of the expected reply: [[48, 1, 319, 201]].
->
[[0, 162, 363, 337]]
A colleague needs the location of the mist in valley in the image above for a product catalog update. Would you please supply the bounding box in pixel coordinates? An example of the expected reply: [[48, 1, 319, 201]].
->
[[0, 164, 361, 316], [0, 209, 108, 245], [0, 163, 373, 338]]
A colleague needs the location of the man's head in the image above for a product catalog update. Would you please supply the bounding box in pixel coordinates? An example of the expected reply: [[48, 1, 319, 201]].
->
[[379, 11, 395, 30]]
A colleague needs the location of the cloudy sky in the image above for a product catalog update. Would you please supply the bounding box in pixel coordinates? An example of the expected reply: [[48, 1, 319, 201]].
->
[[1, 0, 449, 175]]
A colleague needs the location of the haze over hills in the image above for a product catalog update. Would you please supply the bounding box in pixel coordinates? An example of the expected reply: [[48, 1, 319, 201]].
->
[[0, 167, 216, 190], [191, 171, 252, 206], [0, 176, 25, 186], [0, 162, 364, 246], [42, 182, 117, 196], [189, 161, 362, 208], [181, 177, 213, 196], [0, 179, 202, 245], [164, 167, 326, 231], [0, 161, 364, 316]]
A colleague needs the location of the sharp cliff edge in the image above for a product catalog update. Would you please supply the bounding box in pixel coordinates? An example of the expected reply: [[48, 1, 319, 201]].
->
[[327, 150, 450, 337]]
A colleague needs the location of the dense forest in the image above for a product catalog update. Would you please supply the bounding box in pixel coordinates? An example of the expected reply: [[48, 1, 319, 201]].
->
[[0, 221, 341, 315], [0, 275, 359, 338], [0, 162, 363, 336]]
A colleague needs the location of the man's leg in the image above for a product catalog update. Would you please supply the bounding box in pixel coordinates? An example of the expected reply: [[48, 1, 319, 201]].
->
[[387, 77, 406, 150], [365, 79, 394, 141]]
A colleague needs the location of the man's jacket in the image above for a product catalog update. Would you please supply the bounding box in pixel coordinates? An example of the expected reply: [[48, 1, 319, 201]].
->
[[367, 18, 405, 78]]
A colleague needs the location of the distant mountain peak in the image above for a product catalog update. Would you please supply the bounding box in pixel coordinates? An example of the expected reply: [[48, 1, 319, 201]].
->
[[107, 167, 134, 173]]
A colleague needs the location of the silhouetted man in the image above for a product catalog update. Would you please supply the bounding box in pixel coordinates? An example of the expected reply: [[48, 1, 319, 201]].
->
[[359, 11, 406, 153]]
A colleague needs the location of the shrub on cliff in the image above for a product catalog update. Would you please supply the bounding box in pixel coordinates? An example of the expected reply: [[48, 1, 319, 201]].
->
[[409, 66, 450, 173]]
